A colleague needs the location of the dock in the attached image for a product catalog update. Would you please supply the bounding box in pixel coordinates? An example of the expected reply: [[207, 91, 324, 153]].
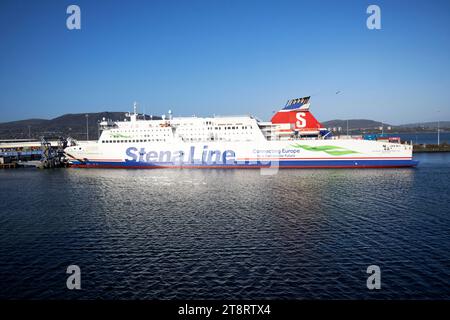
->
[[413, 143, 450, 153], [0, 162, 17, 169], [0, 138, 69, 169]]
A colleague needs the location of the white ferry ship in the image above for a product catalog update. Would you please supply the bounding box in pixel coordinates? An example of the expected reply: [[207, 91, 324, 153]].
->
[[64, 97, 418, 168]]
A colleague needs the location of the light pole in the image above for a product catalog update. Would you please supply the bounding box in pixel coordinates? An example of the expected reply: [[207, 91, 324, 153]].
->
[[438, 119, 440, 146], [85, 114, 89, 141]]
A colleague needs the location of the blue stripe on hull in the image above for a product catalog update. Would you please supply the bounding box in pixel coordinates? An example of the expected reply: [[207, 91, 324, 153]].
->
[[70, 159, 419, 168]]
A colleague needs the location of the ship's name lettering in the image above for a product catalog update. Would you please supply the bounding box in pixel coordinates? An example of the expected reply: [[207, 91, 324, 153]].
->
[[125, 146, 236, 164]]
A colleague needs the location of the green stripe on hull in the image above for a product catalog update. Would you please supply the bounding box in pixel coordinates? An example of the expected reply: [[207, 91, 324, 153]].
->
[[291, 144, 360, 156]]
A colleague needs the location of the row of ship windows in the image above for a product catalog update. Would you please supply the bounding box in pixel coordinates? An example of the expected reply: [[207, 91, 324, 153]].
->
[[106, 134, 169, 139], [181, 137, 253, 142], [197, 126, 252, 130], [112, 126, 252, 133], [101, 136, 253, 143], [143, 134, 169, 137], [180, 131, 251, 135], [102, 139, 166, 143], [112, 129, 170, 133], [106, 131, 251, 141]]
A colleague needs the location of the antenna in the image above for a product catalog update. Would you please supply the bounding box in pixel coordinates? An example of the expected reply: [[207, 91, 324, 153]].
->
[[133, 101, 137, 115]]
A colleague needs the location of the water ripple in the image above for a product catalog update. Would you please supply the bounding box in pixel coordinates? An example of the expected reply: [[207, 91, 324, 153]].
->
[[0, 153, 449, 299]]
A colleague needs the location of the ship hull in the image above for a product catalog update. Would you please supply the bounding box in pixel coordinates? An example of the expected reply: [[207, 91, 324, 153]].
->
[[70, 158, 418, 169], [66, 139, 418, 169]]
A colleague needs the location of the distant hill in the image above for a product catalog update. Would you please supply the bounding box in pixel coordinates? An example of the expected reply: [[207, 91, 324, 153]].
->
[[322, 119, 388, 130], [397, 121, 450, 129], [0, 112, 161, 140], [322, 119, 450, 133]]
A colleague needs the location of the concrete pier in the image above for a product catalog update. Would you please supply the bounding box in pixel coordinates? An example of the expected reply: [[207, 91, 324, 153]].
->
[[413, 143, 450, 153]]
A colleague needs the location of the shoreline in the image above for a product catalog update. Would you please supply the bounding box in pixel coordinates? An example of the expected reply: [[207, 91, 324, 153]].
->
[[413, 144, 450, 153]]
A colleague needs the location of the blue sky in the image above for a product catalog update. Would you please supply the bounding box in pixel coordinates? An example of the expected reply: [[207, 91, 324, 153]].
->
[[1, 0, 449, 124]]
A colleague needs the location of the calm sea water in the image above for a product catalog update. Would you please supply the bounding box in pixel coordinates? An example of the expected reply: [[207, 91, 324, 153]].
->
[[0, 153, 449, 300]]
